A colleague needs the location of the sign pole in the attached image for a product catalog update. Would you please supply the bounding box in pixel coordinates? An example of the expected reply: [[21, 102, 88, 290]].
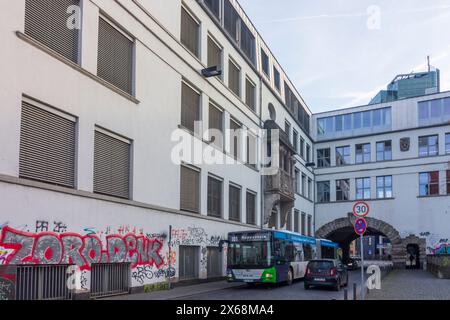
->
[[360, 234, 365, 300]]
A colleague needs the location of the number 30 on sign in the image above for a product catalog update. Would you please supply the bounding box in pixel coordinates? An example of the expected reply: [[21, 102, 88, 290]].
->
[[352, 201, 369, 217]]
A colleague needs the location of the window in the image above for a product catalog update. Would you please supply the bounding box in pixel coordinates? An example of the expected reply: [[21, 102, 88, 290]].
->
[[336, 146, 351, 166], [229, 184, 241, 222], [300, 137, 305, 159], [306, 144, 311, 163], [418, 98, 450, 124], [224, 0, 239, 41], [274, 67, 281, 91], [443, 133, 450, 155], [94, 129, 131, 199], [230, 119, 241, 159], [208, 176, 223, 217], [245, 78, 256, 111], [301, 213, 306, 235], [246, 191, 256, 225], [294, 169, 300, 194], [25, 0, 80, 63], [180, 166, 200, 213], [98, 17, 134, 94], [419, 135, 439, 157], [336, 179, 350, 201], [317, 148, 331, 168], [261, 49, 270, 76], [284, 82, 309, 133], [356, 178, 371, 200], [181, 82, 201, 133], [307, 215, 312, 237], [240, 21, 256, 63], [207, 36, 222, 74], [419, 172, 439, 196], [318, 108, 391, 138], [301, 174, 306, 197], [19, 99, 76, 188], [447, 171, 450, 195], [293, 130, 298, 153], [209, 104, 223, 149], [285, 121, 291, 138], [205, 0, 220, 20], [356, 143, 371, 164], [377, 176, 392, 199], [294, 210, 300, 233], [308, 178, 312, 200], [286, 210, 292, 231], [228, 59, 241, 97], [317, 181, 330, 203], [376, 141, 392, 161], [246, 134, 257, 168], [181, 7, 200, 57]]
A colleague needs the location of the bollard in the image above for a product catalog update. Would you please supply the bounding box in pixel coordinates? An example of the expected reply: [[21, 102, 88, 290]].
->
[[353, 283, 357, 300], [344, 288, 348, 300]]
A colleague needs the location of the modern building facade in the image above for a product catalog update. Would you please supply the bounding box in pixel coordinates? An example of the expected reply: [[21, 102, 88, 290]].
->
[[0, 0, 448, 300], [314, 91, 450, 267], [369, 69, 441, 104]]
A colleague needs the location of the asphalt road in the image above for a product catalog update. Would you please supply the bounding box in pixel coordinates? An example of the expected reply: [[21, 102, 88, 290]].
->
[[174, 270, 365, 300]]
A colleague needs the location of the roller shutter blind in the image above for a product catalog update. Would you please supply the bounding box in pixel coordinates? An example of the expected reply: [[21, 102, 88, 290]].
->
[[209, 104, 223, 148], [245, 78, 256, 111], [180, 7, 199, 58], [228, 60, 240, 97], [94, 130, 131, 199], [180, 166, 200, 213], [229, 185, 241, 222], [25, 0, 80, 63], [181, 82, 200, 132], [207, 176, 222, 218], [207, 37, 222, 70], [19, 101, 76, 188], [97, 17, 134, 95], [229, 119, 241, 159], [246, 192, 256, 225]]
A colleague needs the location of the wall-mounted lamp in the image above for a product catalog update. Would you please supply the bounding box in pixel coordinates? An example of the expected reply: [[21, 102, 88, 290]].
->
[[305, 162, 316, 168], [201, 66, 222, 78]]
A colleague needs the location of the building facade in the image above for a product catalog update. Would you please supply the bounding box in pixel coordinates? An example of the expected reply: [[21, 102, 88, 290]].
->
[[0, 0, 448, 300], [0, 0, 314, 299], [314, 92, 450, 267]]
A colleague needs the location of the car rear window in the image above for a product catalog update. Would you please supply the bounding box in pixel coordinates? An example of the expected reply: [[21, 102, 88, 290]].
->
[[308, 261, 334, 270]]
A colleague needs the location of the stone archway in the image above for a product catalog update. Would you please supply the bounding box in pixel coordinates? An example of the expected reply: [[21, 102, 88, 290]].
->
[[316, 213, 406, 267], [403, 235, 426, 269]]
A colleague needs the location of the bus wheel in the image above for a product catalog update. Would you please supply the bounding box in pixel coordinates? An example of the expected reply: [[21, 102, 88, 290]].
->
[[286, 268, 293, 286]]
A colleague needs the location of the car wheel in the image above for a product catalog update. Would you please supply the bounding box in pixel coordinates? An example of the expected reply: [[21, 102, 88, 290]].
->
[[304, 283, 310, 290], [286, 268, 293, 286]]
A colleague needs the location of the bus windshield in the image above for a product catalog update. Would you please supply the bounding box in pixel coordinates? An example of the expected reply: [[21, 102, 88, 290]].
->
[[227, 241, 272, 268]]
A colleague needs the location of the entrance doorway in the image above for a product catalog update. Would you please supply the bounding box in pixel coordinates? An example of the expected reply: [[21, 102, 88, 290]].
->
[[179, 246, 199, 280], [406, 244, 420, 269], [207, 247, 222, 278]]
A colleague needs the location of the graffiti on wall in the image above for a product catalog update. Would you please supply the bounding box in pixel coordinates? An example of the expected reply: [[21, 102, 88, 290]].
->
[[0, 226, 165, 274], [0, 277, 15, 300], [170, 226, 221, 247], [419, 232, 450, 254]]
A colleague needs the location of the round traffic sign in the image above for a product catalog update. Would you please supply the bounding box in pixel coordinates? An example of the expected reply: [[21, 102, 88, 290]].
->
[[354, 218, 367, 235], [352, 201, 369, 217]]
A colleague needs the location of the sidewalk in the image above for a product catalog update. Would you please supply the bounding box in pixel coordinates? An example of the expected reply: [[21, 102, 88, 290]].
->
[[368, 269, 450, 300], [104, 280, 245, 300]]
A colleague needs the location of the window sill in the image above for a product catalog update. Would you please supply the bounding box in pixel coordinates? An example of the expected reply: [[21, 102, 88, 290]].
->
[[316, 197, 395, 204], [16, 31, 140, 104], [417, 194, 449, 199]]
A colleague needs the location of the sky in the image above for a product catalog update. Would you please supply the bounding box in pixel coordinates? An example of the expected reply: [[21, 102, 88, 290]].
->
[[238, 0, 450, 113]]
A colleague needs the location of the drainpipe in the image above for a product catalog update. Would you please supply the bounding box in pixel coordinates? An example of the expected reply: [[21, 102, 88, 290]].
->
[[259, 74, 264, 230]]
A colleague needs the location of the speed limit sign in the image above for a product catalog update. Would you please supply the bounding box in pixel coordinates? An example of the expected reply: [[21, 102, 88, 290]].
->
[[353, 201, 369, 217]]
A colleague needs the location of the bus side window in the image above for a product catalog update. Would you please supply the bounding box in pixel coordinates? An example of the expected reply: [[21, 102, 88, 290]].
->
[[304, 244, 313, 260], [294, 244, 303, 262], [285, 242, 295, 262]]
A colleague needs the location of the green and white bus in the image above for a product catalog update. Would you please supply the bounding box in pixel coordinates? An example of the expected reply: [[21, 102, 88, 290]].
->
[[226, 229, 340, 285]]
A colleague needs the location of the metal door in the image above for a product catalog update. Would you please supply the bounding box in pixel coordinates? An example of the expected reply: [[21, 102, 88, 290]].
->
[[207, 247, 222, 278], [179, 246, 199, 280]]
